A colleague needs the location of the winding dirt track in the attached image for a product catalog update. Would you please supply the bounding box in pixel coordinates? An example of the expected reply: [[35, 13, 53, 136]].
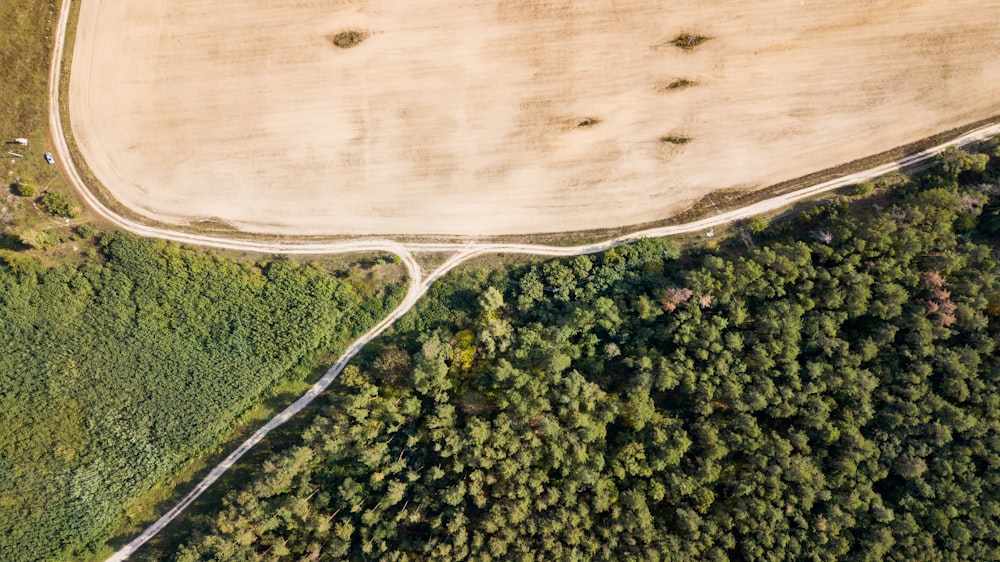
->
[[44, 2, 1000, 560]]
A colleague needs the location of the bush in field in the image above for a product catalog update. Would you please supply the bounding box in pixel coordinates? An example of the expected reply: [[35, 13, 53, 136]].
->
[[665, 78, 696, 90], [659, 135, 691, 145], [671, 33, 710, 49], [38, 190, 78, 218], [74, 224, 98, 239], [12, 181, 35, 197], [329, 30, 368, 48], [15, 228, 61, 249]]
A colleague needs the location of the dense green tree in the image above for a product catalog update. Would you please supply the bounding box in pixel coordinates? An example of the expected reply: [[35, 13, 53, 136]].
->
[[37, 190, 78, 218]]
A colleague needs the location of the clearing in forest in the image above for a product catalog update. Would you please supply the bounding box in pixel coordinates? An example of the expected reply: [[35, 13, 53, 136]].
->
[[69, 0, 1000, 236]]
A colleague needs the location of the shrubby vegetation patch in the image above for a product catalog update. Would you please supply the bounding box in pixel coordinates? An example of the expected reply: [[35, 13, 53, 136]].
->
[[0, 233, 403, 560], [329, 30, 369, 49], [671, 32, 710, 49]]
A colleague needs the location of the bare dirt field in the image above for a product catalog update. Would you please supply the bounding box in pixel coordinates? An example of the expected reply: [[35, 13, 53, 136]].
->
[[69, 0, 1000, 236]]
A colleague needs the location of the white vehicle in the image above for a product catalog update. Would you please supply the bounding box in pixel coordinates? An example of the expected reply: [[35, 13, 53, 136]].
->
[[13, 138, 28, 146]]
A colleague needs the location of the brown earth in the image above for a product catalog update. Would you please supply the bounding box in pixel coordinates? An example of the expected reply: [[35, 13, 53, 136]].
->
[[69, 0, 1000, 236]]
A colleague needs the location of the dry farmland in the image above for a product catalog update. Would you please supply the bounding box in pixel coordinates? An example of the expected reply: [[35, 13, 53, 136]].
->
[[69, 0, 1000, 236]]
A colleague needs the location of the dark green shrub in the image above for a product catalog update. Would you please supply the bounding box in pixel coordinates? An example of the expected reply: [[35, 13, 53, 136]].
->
[[75, 224, 98, 239], [12, 181, 35, 197], [747, 215, 769, 233], [39, 191, 79, 218], [15, 228, 61, 249]]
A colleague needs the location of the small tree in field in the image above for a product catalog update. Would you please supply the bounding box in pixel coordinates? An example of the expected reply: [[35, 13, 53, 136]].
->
[[12, 181, 35, 197], [39, 191, 79, 218], [16, 229, 61, 250]]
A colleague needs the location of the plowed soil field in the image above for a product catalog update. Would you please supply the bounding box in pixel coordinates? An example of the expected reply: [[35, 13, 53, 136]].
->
[[70, 0, 1000, 235]]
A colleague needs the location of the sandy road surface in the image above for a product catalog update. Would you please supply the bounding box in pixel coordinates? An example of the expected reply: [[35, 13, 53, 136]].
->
[[70, 0, 1000, 236]]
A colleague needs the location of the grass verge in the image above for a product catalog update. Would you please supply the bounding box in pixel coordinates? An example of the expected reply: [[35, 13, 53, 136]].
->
[[1, 0, 93, 247]]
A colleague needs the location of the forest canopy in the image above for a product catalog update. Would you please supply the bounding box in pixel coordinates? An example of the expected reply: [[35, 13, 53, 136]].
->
[[175, 143, 1000, 561], [0, 233, 403, 561]]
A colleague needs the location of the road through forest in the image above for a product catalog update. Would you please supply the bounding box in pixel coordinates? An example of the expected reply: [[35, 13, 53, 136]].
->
[[45, 1, 1000, 560]]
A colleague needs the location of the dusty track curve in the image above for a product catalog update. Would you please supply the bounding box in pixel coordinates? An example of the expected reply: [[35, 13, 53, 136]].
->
[[46, 2, 1000, 559]]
